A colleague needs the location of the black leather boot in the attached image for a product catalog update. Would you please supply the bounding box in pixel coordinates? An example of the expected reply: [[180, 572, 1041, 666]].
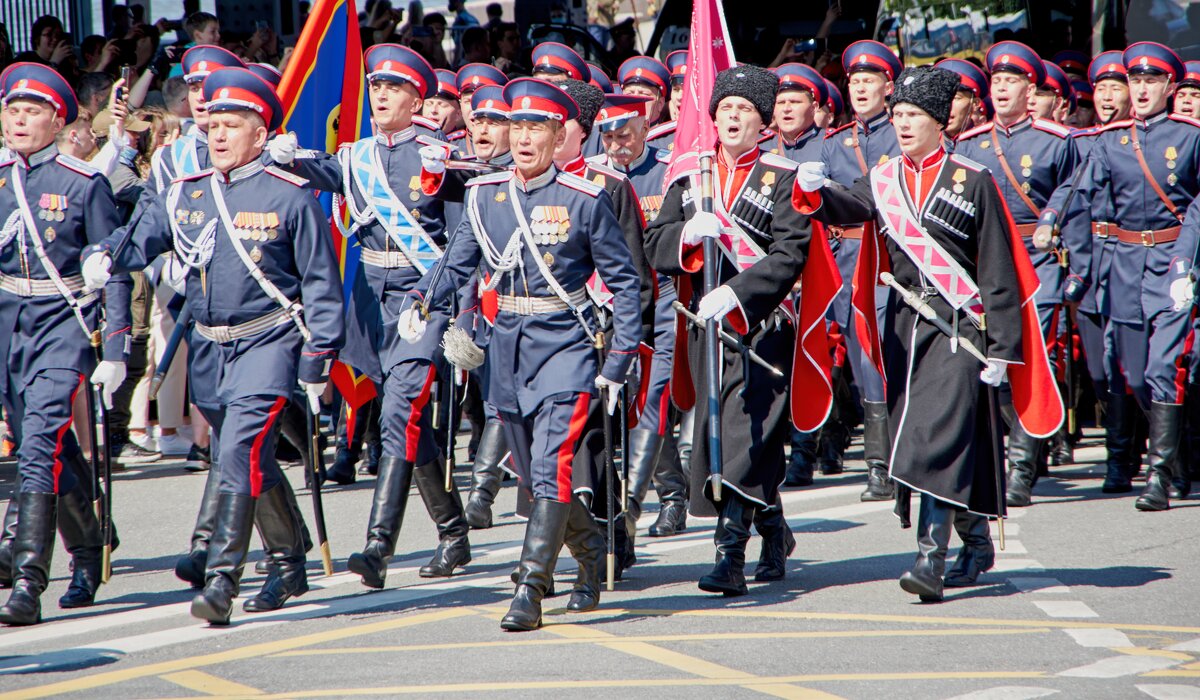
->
[[1005, 424, 1043, 507], [622, 428, 661, 547], [244, 485, 309, 612], [698, 495, 753, 596], [465, 420, 507, 529], [648, 431, 687, 537], [943, 511, 995, 587], [191, 493, 255, 625], [1049, 424, 1075, 466], [362, 441, 383, 476], [501, 498, 570, 631], [0, 499, 17, 588], [347, 456, 413, 588], [176, 464, 221, 588], [752, 506, 795, 582], [56, 484, 103, 609], [860, 401, 895, 501], [785, 429, 816, 487], [561, 494, 605, 613], [1136, 402, 1183, 512], [0, 493, 56, 625], [414, 459, 471, 577], [1102, 392, 1139, 494], [611, 508, 635, 578], [898, 494, 953, 602], [817, 419, 848, 475], [327, 404, 367, 485], [1171, 385, 1200, 499]]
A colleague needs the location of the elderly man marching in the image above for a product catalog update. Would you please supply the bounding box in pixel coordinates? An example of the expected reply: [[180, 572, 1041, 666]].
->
[[404, 78, 643, 630], [83, 67, 345, 624], [271, 44, 475, 588], [794, 66, 1061, 601], [645, 66, 817, 597], [0, 63, 130, 625]]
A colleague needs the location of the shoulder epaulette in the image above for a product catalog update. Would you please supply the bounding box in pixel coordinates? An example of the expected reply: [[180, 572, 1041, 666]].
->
[[265, 165, 310, 187], [757, 129, 776, 143], [1032, 118, 1072, 138], [56, 153, 101, 177], [586, 161, 625, 180], [759, 152, 799, 170], [956, 122, 993, 142], [1094, 118, 1134, 133], [447, 129, 468, 141], [825, 122, 854, 138], [1169, 113, 1200, 128], [585, 153, 607, 166], [172, 168, 214, 184], [950, 154, 988, 173], [0, 159, 16, 170], [647, 121, 676, 139], [465, 170, 513, 187], [558, 170, 604, 197], [412, 115, 441, 133], [1071, 125, 1102, 138], [654, 149, 672, 164]]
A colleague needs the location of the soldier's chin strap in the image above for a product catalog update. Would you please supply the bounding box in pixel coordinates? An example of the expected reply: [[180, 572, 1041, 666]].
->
[[10, 163, 95, 339]]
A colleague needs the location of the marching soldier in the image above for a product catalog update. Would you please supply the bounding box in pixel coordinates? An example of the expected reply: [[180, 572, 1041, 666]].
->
[[159, 46, 316, 591], [531, 42, 589, 83], [452, 63, 509, 160], [816, 78, 846, 132], [646, 51, 686, 154], [0, 63, 130, 625], [820, 40, 902, 499], [935, 58, 989, 143], [1175, 63, 1200, 119], [955, 41, 1087, 508], [271, 44, 474, 588], [82, 66, 346, 624], [426, 69, 466, 140], [588, 93, 690, 540], [618, 57, 672, 129], [404, 78, 643, 630], [1042, 43, 1200, 512], [589, 64, 615, 94], [1033, 60, 1074, 124], [761, 63, 828, 162], [645, 66, 816, 597], [795, 65, 1057, 602]]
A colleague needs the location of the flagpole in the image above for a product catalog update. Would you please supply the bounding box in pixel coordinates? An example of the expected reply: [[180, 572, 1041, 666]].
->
[[699, 156, 723, 502]]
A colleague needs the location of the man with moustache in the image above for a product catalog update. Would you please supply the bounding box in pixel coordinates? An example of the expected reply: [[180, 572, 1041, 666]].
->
[[403, 78, 642, 631], [82, 67, 345, 624]]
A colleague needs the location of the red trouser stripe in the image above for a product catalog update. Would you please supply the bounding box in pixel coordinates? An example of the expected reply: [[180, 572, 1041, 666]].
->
[[554, 393, 592, 502], [1173, 312, 1197, 404], [249, 397, 287, 498], [52, 374, 85, 494], [405, 365, 438, 463]]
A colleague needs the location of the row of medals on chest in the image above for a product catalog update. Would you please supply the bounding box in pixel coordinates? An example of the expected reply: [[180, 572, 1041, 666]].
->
[[37, 193, 67, 241], [490, 189, 569, 267], [981, 137, 1184, 188], [176, 207, 278, 263]]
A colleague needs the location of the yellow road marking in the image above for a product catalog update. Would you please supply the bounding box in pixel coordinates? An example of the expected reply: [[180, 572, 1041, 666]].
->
[[1142, 670, 1200, 677], [159, 670, 265, 696], [270, 626, 1048, 657], [744, 686, 848, 700], [133, 671, 1050, 698], [1111, 647, 1194, 661], [0, 608, 473, 700]]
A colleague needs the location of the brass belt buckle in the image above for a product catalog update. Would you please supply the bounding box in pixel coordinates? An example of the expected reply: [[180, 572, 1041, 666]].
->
[[1141, 230, 1157, 247]]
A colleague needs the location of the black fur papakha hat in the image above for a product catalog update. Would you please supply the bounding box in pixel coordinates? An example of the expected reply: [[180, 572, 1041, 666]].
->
[[709, 65, 778, 125], [888, 66, 961, 127]]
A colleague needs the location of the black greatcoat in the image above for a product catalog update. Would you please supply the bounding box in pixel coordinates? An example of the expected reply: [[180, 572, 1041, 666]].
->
[[644, 152, 811, 516], [812, 152, 1023, 516]]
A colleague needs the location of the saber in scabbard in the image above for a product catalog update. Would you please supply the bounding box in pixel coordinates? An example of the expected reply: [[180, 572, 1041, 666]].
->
[[882, 272, 1005, 548], [87, 331, 115, 584], [307, 401, 334, 576], [149, 305, 191, 401], [672, 301, 784, 378], [698, 155, 723, 502], [595, 334, 617, 591], [445, 367, 457, 493]]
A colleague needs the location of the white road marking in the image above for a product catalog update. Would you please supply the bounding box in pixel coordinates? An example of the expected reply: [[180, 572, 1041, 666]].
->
[[943, 687, 1059, 700], [1032, 601, 1099, 618], [1059, 654, 1183, 678], [1136, 684, 1200, 699], [1063, 628, 1134, 648], [1008, 577, 1070, 594]]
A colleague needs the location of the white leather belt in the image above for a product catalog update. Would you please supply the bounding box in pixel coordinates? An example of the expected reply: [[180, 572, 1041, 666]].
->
[[495, 287, 588, 315], [196, 307, 293, 344], [360, 248, 413, 268], [0, 272, 97, 305]]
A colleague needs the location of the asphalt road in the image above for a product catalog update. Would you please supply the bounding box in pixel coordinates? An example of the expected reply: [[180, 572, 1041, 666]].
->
[[1, 428, 1199, 700]]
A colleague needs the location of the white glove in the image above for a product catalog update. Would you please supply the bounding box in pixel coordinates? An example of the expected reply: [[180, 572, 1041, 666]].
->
[[795, 161, 828, 193], [696, 285, 740, 323], [267, 132, 299, 165], [162, 254, 188, 294], [682, 211, 722, 247], [90, 360, 127, 410], [397, 305, 428, 342], [82, 252, 113, 292], [300, 380, 326, 413], [1171, 276, 1195, 312], [979, 359, 1007, 387], [594, 375, 622, 415], [420, 145, 449, 175]]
